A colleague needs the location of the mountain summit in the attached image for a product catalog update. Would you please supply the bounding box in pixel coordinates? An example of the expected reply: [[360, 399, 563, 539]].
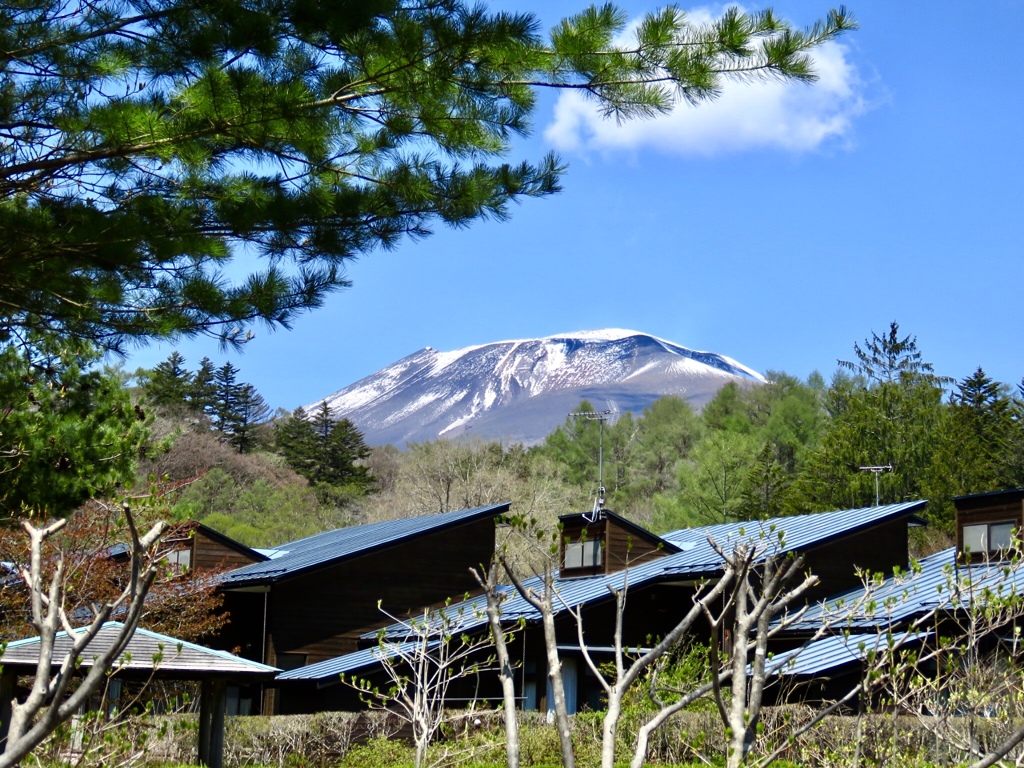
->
[[313, 329, 765, 446]]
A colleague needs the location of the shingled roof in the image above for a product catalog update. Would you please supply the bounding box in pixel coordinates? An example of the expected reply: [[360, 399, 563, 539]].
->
[[0, 622, 279, 680]]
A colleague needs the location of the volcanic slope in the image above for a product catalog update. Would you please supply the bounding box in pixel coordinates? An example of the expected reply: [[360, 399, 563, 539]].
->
[[313, 329, 765, 446]]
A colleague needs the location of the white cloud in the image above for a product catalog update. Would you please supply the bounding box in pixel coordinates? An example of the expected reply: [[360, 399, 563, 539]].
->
[[543, 37, 868, 157]]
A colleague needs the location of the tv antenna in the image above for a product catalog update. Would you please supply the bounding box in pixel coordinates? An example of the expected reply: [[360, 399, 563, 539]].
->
[[570, 408, 616, 522], [858, 465, 893, 507]]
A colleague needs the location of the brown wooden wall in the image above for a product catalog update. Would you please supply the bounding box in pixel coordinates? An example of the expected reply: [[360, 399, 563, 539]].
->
[[192, 529, 263, 571], [802, 518, 909, 602], [956, 500, 1024, 558], [560, 516, 669, 578], [268, 517, 496, 665], [604, 518, 668, 571]]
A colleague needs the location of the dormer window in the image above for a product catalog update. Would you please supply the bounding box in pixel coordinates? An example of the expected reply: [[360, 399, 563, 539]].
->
[[565, 539, 602, 570], [962, 521, 1016, 554]]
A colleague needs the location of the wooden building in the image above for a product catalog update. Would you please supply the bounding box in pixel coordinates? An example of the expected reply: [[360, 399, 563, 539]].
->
[[270, 500, 929, 715], [214, 503, 510, 713]]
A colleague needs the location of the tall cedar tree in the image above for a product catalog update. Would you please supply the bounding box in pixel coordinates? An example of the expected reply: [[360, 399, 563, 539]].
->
[[0, 0, 855, 350], [924, 368, 1024, 530], [142, 351, 193, 408], [276, 403, 374, 490], [795, 323, 947, 513]]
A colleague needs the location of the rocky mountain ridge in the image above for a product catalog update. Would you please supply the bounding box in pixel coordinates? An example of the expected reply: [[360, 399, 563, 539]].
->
[[312, 329, 765, 446]]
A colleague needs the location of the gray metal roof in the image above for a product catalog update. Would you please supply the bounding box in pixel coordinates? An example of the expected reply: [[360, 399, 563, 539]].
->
[[660, 501, 928, 575], [364, 500, 928, 642], [1, 622, 279, 678], [251, 502, 927, 685], [220, 503, 510, 587], [765, 631, 926, 677], [276, 640, 437, 681], [786, 546, 1024, 632]]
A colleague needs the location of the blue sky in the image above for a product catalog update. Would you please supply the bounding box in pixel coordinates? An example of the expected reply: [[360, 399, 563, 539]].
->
[[128, 1, 1024, 411]]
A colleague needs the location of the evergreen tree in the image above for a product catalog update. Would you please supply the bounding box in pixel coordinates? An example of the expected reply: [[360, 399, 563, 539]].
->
[[795, 323, 946, 514], [229, 384, 272, 454], [211, 362, 241, 436], [190, 358, 218, 421], [0, 333, 149, 517], [0, 0, 854, 350], [142, 351, 194, 408], [923, 368, 1023, 530], [275, 403, 374, 492]]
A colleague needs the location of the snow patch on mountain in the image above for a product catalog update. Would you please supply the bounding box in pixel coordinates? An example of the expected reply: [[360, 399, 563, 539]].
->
[[313, 329, 765, 446]]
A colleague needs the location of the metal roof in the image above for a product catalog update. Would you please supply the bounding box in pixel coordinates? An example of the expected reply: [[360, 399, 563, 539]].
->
[[1, 622, 279, 678], [765, 631, 926, 678], [277, 502, 927, 683], [660, 501, 928, 575], [785, 547, 1024, 632], [276, 640, 438, 681], [363, 502, 928, 642], [220, 503, 510, 587]]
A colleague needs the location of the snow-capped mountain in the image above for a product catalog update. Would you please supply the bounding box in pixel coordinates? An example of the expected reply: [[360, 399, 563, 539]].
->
[[313, 329, 765, 446]]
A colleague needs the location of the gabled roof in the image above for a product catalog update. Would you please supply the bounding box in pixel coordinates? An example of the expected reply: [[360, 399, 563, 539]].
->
[[0, 622, 279, 679], [264, 502, 929, 683], [220, 503, 510, 588], [765, 631, 927, 678], [276, 640, 439, 682], [558, 508, 682, 554]]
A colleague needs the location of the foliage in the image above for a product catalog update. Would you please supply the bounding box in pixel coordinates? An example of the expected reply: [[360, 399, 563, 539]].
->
[[139, 352, 273, 453], [342, 600, 497, 768], [275, 403, 374, 493], [0, 332, 149, 518], [0, 493, 225, 643], [794, 323, 948, 516], [923, 367, 1024, 530], [171, 468, 352, 547], [0, 0, 854, 350]]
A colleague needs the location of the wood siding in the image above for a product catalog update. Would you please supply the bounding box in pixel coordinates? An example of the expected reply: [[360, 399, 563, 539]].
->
[[268, 517, 496, 664], [802, 518, 909, 602], [956, 499, 1024, 561], [560, 515, 670, 578], [193, 528, 263, 571]]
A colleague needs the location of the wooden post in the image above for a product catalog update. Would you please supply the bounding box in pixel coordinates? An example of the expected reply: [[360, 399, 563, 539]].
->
[[198, 678, 228, 768], [0, 668, 15, 748], [198, 679, 213, 767], [207, 679, 228, 768]]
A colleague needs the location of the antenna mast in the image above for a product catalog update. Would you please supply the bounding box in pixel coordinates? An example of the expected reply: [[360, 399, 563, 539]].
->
[[569, 408, 615, 520], [858, 465, 893, 507]]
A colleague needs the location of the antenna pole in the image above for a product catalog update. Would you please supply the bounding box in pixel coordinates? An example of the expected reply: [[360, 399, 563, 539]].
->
[[570, 409, 615, 515], [858, 465, 893, 507]]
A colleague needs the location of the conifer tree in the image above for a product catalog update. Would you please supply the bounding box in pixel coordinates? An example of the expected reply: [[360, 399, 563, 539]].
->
[[229, 384, 272, 454], [924, 368, 1023, 530], [276, 403, 374, 491], [143, 351, 194, 408], [0, 333, 148, 517], [795, 323, 946, 514], [211, 362, 241, 436], [0, 0, 855, 350]]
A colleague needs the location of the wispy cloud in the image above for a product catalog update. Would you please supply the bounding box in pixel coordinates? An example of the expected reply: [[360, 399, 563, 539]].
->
[[543, 22, 869, 157]]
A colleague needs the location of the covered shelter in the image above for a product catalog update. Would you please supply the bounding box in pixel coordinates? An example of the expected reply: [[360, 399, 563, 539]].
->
[[0, 622, 279, 768]]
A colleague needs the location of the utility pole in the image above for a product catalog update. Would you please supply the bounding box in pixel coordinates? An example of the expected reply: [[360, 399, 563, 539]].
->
[[858, 465, 893, 507], [569, 409, 615, 521]]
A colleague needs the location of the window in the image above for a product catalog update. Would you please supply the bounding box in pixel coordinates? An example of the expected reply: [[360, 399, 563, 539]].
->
[[963, 521, 1017, 553], [165, 546, 191, 569], [564, 539, 602, 570]]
